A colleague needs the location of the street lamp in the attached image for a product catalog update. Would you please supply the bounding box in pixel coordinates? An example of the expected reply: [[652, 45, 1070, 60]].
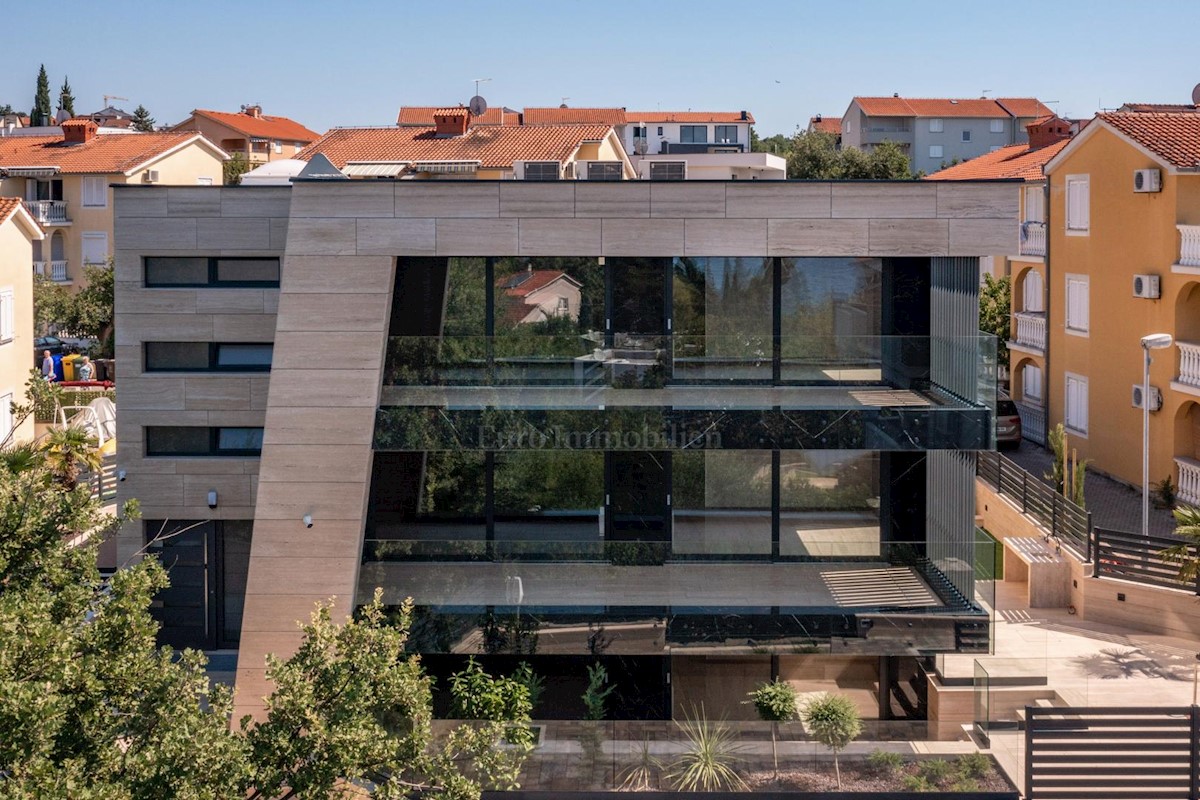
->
[[1141, 333, 1174, 539]]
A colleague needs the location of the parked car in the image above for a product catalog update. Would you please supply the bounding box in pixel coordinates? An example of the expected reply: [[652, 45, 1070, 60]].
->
[[996, 395, 1022, 450]]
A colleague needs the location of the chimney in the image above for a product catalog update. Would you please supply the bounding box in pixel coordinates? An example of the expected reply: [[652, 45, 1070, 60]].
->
[[1027, 116, 1071, 149], [61, 118, 98, 144], [243, 104, 263, 119], [740, 110, 748, 121], [433, 107, 470, 137]]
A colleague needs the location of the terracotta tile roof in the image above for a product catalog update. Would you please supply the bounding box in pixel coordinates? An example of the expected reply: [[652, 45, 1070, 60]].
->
[[1098, 112, 1200, 169], [1119, 103, 1199, 114], [854, 96, 1051, 119], [299, 124, 616, 170], [0, 131, 219, 174], [625, 111, 753, 124], [497, 269, 576, 297], [924, 139, 1070, 181], [995, 98, 1056, 118], [808, 116, 842, 135], [523, 107, 627, 125], [435, 107, 469, 117], [0, 197, 23, 225], [184, 109, 319, 142], [396, 106, 521, 126]]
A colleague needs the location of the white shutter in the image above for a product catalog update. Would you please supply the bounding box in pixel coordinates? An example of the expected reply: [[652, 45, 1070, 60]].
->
[[1023, 270, 1044, 312], [1065, 374, 1088, 434], [1024, 186, 1044, 223], [1065, 275, 1088, 332], [0, 290, 13, 341], [1023, 364, 1042, 402], [82, 177, 107, 207], [1066, 176, 1089, 231], [81, 232, 109, 265]]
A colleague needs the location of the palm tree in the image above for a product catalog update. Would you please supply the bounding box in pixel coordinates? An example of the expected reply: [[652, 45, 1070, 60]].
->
[[0, 443, 42, 475], [1161, 505, 1200, 585], [41, 425, 100, 490]]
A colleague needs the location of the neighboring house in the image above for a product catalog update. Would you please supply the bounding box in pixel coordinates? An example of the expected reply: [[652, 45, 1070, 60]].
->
[[114, 178, 1011, 734], [1041, 111, 1200, 497], [0, 119, 227, 288], [495, 268, 582, 326], [0, 198, 42, 445], [807, 114, 843, 145], [294, 110, 634, 180], [841, 95, 1054, 171], [172, 106, 320, 165], [926, 116, 1074, 445], [397, 105, 522, 126], [88, 105, 135, 129]]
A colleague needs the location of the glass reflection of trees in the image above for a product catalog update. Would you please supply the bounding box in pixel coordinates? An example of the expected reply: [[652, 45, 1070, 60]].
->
[[780, 258, 882, 380], [779, 451, 881, 558], [673, 257, 773, 382], [672, 451, 772, 556]]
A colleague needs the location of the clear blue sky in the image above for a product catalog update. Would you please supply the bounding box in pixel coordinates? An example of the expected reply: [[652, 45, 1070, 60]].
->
[[4, 0, 1198, 136]]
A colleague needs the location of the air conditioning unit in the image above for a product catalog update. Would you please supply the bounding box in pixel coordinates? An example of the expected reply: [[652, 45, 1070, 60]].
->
[[1133, 168, 1161, 193], [1132, 384, 1163, 411], [143, 169, 160, 184], [1132, 273, 1161, 299]]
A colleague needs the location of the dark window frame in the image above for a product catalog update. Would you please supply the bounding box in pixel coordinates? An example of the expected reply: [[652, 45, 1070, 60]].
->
[[145, 426, 264, 457], [522, 161, 561, 181], [587, 161, 624, 181], [714, 125, 738, 144], [648, 161, 686, 181], [143, 342, 273, 373], [679, 125, 708, 144], [144, 256, 281, 288]]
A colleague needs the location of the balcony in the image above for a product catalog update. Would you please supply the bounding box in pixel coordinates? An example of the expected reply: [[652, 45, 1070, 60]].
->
[[23, 200, 70, 226], [1176, 456, 1200, 506], [1175, 224, 1200, 273], [1009, 312, 1046, 354], [33, 260, 69, 282], [1172, 341, 1200, 398], [1019, 221, 1046, 258]]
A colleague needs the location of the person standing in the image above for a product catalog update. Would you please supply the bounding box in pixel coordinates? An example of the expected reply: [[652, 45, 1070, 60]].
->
[[40, 350, 56, 382], [77, 356, 94, 382]]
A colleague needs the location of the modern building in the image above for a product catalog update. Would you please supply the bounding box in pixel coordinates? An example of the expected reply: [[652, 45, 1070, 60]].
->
[[841, 96, 1054, 172], [0, 198, 43, 445], [113, 179, 1012, 730], [1040, 112, 1200, 499], [0, 119, 228, 287], [927, 116, 1075, 444], [172, 106, 320, 166]]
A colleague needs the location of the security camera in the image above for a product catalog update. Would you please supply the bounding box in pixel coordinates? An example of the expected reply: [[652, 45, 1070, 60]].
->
[[117, 469, 127, 482], [303, 514, 313, 529]]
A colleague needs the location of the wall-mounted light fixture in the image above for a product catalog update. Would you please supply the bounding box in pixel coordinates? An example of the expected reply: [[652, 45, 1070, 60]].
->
[[207, 490, 218, 509], [303, 514, 313, 529]]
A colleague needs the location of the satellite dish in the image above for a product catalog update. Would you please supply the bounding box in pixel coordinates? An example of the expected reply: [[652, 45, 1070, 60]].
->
[[469, 95, 488, 116], [633, 139, 648, 155], [1192, 83, 1200, 107]]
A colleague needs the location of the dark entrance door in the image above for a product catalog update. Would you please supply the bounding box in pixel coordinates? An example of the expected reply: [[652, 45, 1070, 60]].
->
[[608, 452, 670, 542], [146, 520, 214, 650]]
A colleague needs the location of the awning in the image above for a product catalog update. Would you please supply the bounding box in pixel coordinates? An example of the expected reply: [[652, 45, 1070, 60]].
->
[[410, 161, 480, 174], [3, 166, 60, 177], [344, 162, 409, 177]]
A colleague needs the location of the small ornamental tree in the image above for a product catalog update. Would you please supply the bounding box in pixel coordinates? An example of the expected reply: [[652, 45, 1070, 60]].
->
[[582, 662, 616, 721], [747, 678, 797, 780], [59, 76, 75, 117], [1162, 505, 1200, 585], [801, 693, 863, 789], [131, 104, 156, 132], [30, 64, 51, 126]]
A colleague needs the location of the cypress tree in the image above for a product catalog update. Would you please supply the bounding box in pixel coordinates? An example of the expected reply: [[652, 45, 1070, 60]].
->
[[59, 76, 75, 117], [30, 65, 51, 126]]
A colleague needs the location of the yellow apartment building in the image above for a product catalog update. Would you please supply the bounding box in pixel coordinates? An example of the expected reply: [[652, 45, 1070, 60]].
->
[[0, 118, 227, 289], [0, 198, 44, 445], [1043, 112, 1200, 499], [172, 106, 319, 166], [927, 117, 1074, 445]]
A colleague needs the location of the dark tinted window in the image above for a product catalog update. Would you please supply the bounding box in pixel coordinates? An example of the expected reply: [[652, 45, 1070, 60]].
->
[[146, 426, 264, 456], [714, 125, 738, 144], [145, 342, 272, 372], [523, 162, 560, 181], [648, 161, 685, 181], [680, 125, 707, 143], [587, 162, 623, 181], [145, 257, 279, 287]]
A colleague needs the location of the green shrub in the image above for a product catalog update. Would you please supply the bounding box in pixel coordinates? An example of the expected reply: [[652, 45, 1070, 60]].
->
[[867, 749, 904, 773], [918, 758, 953, 784], [951, 778, 980, 792], [901, 774, 932, 791], [955, 751, 991, 779]]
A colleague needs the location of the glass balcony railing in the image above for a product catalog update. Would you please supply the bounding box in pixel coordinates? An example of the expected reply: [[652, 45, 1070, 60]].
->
[[382, 334, 995, 389]]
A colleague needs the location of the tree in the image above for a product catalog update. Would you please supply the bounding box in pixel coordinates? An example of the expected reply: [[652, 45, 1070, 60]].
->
[[787, 131, 841, 179], [753, 132, 794, 157], [866, 140, 913, 179], [224, 152, 254, 185], [35, 261, 115, 356], [30, 64, 52, 126], [41, 424, 102, 490], [800, 693, 862, 789], [747, 678, 797, 781], [979, 273, 1011, 369], [131, 104, 156, 132], [582, 662, 616, 721], [0, 419, 533, 799], [787, 132, 914, 180], [1160, 506, 1200, 585], [0, 104, 14, 116], [1045, 423, 1088, 506], [59, 76, 75, 117]]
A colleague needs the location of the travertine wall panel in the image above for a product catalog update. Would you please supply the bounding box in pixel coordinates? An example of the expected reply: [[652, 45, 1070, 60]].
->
[[435, 218, 518, 255], [602, 219, 685, 255], [500, 182, 575, 217], [518, 218, 602, 255], [393, 183, 499, 217], [650, 182, 726, 218], [281, 255, 395, 294], [831, 183, 937, 219], [684, 219, 767, 256], [356, 218, 435, 255], [767, 219, 869, 256], [726, 183, 831, 218], [935, 183, 1019, 219], [868, 219, 949, 256], [291, 183, 394, 218], [575, 182, 650, 217], [949, 218, 1017, 256], [273, 293, 389, 332], [195, 290, 270, 315], [285, 218, 357, 255]]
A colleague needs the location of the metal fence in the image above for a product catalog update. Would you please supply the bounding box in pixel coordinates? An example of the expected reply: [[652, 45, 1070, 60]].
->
[[1093, 527, 1199, 595], [86, 452, 118, 503], [976, 451, 1092, 560], [1025, 706, 1200, 799]]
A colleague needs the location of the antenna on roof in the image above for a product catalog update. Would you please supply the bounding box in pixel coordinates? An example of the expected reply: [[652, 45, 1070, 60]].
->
[[982, 89, 992, 97]]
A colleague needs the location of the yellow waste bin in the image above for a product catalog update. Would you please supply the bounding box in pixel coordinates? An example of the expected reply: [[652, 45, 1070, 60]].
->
[[61, 353, 81, 381]]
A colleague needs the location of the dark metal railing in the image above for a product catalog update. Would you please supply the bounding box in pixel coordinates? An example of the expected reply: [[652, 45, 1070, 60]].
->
[[1093, 527, 1200, 595], [976, 451, 1092, 560]]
